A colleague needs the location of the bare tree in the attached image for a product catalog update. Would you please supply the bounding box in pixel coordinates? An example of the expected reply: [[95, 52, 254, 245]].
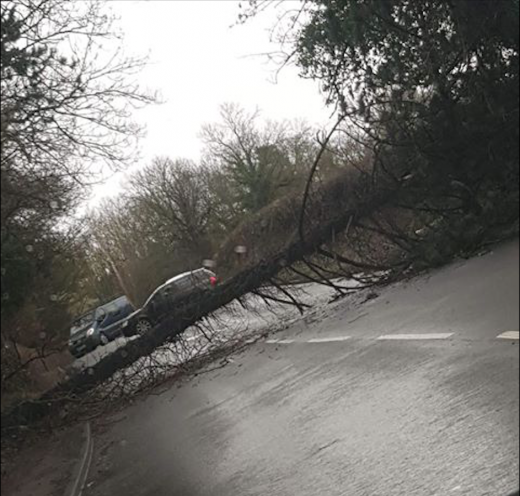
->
[[129, 157, 214, 262], [85, 158, 216, 306], [200, 103, 310, 212], [1, 0, 157, 229]]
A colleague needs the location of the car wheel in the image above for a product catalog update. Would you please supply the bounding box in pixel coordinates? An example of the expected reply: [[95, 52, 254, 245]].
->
[[136, 318, 152, 335], [99, 333, 110, 346]]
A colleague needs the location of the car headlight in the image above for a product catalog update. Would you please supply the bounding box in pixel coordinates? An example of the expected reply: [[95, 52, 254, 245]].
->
[[86, 327, 95, 337]]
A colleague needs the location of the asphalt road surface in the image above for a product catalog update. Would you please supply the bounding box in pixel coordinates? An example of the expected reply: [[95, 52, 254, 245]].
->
[[84, 241, 519, 496]]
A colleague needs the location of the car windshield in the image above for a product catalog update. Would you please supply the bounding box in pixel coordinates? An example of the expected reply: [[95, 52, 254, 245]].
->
[[70, 311, 95, 335], [143, 287, 162, 308]]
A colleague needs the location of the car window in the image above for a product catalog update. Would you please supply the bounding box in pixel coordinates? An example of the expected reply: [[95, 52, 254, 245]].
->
[[192, 270, 208, 284], [143, 272, 207, 308], [105, 303, 119, 315], [175, 276, 195, 293], [95, 308, 107, 321], [193, 269, 215, 288], [156, 289, 168, 303]]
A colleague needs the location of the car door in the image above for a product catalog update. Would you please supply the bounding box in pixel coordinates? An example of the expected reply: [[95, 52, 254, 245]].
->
[[99, 303, 118, 328], [147, 289, 169, 319], [121, 297, 134, 317]]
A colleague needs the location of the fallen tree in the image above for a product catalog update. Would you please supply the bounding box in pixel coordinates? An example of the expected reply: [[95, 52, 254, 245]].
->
[[2, 165, 401, 429], [3, 144, 519, 431], [3, 0, 518, 436]]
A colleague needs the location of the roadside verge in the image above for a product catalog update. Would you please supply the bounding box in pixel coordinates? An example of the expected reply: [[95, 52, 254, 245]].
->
[[2, 421, 93, 496]]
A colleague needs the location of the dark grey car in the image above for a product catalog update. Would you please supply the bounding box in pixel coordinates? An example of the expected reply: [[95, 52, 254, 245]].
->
[[121, 268, 217, 337]]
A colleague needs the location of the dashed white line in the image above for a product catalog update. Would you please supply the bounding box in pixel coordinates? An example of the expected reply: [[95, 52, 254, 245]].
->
[[497, 331, 520, 340], [265, 331, 518, 345], [307, 336, 351, 343], [266, 339, 295, 344], [377, 333, 454, 341]]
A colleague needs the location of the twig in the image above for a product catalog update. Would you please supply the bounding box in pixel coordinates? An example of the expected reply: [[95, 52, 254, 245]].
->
[[298, 115, 347, 244]]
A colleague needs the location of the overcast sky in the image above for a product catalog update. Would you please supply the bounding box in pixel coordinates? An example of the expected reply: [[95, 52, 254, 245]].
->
[[90, 0, 331, 205]]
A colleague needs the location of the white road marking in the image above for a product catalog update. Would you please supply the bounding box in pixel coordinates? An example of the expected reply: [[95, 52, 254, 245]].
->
[[377, 333, 454, 341], [307, 336, 351, 343], [264, 331, 519, 345], [497, 331, 520, 340], [68, 422, 94, 496]]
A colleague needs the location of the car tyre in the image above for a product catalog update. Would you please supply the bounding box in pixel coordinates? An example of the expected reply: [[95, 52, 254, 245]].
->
[[136, 318, 152, 335], [99, 332, 110, 346]]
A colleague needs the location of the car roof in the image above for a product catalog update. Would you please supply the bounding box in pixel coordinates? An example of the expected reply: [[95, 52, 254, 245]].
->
[[143, 269, 213, 306], [71, 295, 129, 326], [97, 295, 128, 312], [163, 270, 193, 286]]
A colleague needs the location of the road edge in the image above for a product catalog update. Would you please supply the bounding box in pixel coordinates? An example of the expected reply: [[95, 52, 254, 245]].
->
[[66, 422, 94, 496]]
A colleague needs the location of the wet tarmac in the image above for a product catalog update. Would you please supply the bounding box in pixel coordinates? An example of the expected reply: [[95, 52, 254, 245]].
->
[[84, 241, 519, 496]]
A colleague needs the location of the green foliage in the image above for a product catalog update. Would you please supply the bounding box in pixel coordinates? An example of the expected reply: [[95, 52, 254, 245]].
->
[[289, 0, 518, 183]]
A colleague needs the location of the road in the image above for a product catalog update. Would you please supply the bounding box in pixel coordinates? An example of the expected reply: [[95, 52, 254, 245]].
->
[[84, 241, 519, 496]]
